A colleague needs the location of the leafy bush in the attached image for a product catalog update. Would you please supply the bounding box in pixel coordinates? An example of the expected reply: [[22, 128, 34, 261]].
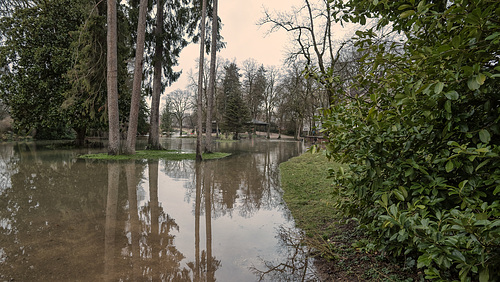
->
[[320, 0, 500, 281]]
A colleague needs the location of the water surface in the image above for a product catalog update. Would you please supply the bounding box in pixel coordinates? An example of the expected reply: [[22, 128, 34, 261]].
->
[[0, 138, 317, 281]]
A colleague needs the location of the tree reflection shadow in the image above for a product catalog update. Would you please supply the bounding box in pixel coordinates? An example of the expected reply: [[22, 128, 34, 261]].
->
[[251, 226, 321, 282], [187, 161, 221, 281], [104, 160, 191, 281], [0, 140, 304, 280]]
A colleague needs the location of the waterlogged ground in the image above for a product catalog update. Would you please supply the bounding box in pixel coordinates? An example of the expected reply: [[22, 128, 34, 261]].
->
[[0, 138, 320, 281]]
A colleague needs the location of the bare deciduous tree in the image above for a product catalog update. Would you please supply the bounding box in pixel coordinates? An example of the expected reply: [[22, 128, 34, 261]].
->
[[168, 89, 192, 137]]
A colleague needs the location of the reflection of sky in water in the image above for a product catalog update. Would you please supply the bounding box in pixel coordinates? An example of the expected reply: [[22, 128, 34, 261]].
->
[[152, 163, 293, 281], [0, 139, 309, 281], [0, 218, 12, 232], [128, 143, 302, 281], [0, 248, 6, 263]]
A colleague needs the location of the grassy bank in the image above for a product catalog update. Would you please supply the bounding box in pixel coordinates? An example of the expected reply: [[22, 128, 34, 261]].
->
[[280, 151, 342, 239], [279, 152, 419, 281]]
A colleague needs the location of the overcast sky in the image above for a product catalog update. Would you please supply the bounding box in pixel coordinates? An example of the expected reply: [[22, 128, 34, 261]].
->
[[168, 0, 303, 91]]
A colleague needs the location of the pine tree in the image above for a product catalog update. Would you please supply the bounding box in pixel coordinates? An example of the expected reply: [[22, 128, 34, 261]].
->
[[221, 63, 249, 139]]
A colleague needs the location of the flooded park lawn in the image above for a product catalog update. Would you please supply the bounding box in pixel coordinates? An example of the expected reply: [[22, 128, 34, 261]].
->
[[0, 138, 319, 281]]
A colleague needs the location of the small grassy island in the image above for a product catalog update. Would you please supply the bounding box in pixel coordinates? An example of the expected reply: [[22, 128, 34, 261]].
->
[[79, 150, 231, 161]]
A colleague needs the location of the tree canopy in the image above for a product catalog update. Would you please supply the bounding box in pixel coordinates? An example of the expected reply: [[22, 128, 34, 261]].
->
[[220, 62, 249, 139], [0, 0, 84, 139]]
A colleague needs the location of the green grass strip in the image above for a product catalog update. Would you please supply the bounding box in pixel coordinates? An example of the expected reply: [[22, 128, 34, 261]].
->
[[79, 150, 231, 161], [279, 151, 343, 239]]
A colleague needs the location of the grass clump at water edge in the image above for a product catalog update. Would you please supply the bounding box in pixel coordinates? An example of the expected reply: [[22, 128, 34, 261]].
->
[[79, 150, 231, 161], [279, 151, 419, 281]]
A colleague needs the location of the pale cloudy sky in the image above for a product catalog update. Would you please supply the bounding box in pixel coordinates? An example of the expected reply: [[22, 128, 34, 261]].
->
[[168, 0, 303, 91]]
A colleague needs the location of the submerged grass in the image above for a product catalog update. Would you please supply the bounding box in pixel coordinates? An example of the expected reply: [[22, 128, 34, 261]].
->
[[79, 150, 231, 161]]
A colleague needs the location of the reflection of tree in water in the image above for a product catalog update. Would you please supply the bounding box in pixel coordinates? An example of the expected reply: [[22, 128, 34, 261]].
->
[[180, 140, 303, 222], [0, 140, 304, 280], [0, 147, 193, 281], [161, 159, 194, 180], [186, 161, 221, 282], [0, 143, 17, 193], [114, 160, 191, 281], [251, 226, 320, 282], [209, 140, 301, 219], [161, 159, 197, 204], [0, 145, 110, 281]]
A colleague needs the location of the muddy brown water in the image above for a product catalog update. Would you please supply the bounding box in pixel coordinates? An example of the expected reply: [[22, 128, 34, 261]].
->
[[0, 138, 318, 281]]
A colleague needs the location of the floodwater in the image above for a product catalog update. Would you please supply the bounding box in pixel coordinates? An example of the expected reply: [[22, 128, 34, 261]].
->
[[0, 138, 318, 281]]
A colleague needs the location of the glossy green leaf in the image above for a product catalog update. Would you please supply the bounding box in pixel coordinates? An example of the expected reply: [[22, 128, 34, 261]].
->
[[479, 129, 491, 143], [485, 32, 500, 40], [434, 82, 444, 94], [445, 91, 459, 100], [479, 267, 489, 282], [494, 185, 500, 195], [381, 193, 388, 207], [468, 77, 480, 90], [475, 159, 490, 171], [398, 4, 412, 10], [400, 10, 415, 18], [445, 160, 454, 172], [445, 100, 452, 113], [476, 73, 486, 85], [393, 190, 405, 201]]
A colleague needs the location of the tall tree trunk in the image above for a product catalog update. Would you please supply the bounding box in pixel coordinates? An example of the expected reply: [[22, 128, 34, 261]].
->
[[204, 0, 217, 153], [196, 0, 207, 161], [107, 0, 120, 155], [148, 0, 164, 150], [125, 0, 148, 154]]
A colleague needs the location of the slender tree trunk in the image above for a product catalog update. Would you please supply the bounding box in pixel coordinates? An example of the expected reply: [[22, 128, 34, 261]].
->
[[125, 0, 148, 154], [205, 162, 213, 279], [125, 161, 140, 276], [179, 120, 183, 137], [148, 160, 159, 280], [148, 0, 164, 150], [196, 0, 207, 161], [105, 162, 119, 277], [204, 0, 217, 153], [266, 118, 270, 139], [107, 0, 120, 155], [194, 162, 201, 280]]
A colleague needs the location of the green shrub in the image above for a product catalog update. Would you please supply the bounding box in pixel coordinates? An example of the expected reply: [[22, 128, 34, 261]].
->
[[320, 0, 500, 281]]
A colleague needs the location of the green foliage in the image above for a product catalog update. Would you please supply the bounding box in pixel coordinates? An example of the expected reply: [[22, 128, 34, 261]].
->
[[160, 100, 173, 134], [0, 0, 136, 140], [140, 0, 190, 91], [320, 0, 500, 281], [221, 62, 250, 138], [64, 1, 108, 133], [0, 0, 84, 139]]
